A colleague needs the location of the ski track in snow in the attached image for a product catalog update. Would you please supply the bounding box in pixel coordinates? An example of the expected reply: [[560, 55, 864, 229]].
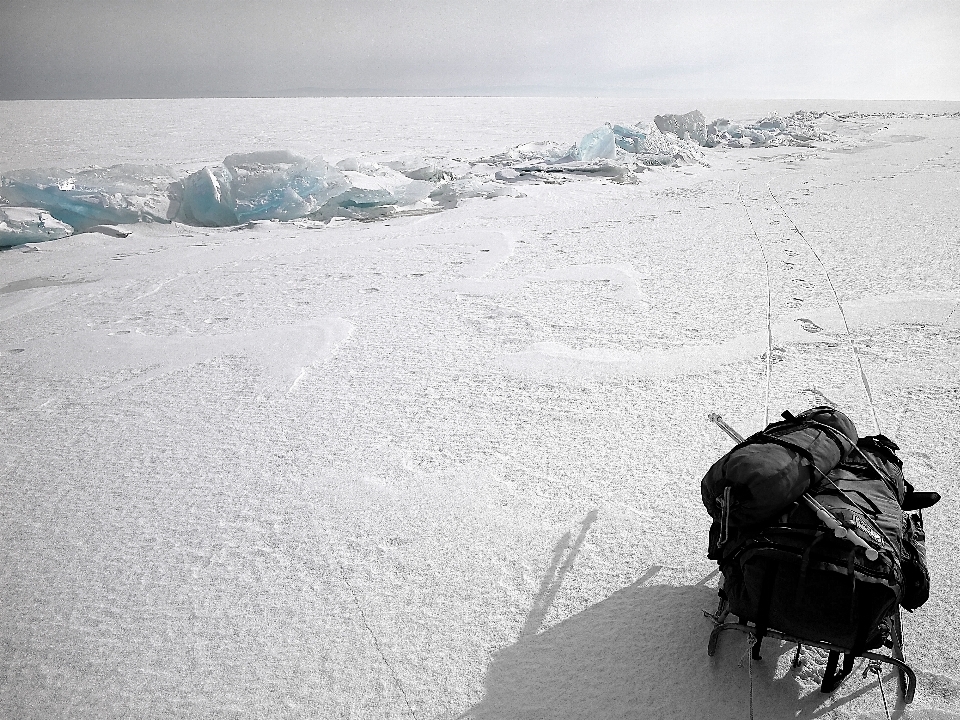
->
[[1, 100, 960, 720]]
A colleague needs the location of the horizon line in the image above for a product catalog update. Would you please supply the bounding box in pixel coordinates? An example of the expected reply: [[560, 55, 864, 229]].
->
[[3, 93, 960, 103]]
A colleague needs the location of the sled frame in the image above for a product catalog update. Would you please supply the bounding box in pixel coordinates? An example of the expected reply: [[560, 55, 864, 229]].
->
[[705, 599, 915, 704]]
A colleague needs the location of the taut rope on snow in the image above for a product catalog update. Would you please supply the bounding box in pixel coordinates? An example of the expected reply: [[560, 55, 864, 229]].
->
[[767, 186, 882, 435], [335, 562, 422, 720], [723, 185, 905, 717], [944, 300, 960, 329], [738, 183, 774, 428], [320, 532, 422, 720]]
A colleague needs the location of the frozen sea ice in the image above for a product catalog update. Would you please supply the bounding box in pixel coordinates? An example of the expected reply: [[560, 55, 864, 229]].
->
[[169, 151, 350, 226], [0, 165, 176, 231], [330, 158, 435, 208], [654, 110, 708, 146], [0, 206, 73, 247], [578, 126, 618, 161]]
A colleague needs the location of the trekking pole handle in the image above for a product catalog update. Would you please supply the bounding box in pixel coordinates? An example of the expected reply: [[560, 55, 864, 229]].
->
[[803, 496, 849, 538], [708, 413, 745, 443], [799, 494, 878, 560]]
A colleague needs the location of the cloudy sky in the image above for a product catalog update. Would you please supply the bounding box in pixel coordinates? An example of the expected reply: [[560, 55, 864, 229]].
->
[[1, 0, 958, 100]]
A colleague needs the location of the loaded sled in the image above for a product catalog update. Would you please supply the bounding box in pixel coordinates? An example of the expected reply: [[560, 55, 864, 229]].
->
[[702, 408, 940, 705]]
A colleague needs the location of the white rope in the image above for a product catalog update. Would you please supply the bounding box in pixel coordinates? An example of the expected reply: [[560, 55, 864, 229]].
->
[[314, 514, 421, 720], [944, 300, 960, 329], [335, 562, 421, 720], [767, 187, 882, 435], [738, 184, 774, 428], [734, 188, 894, 720]]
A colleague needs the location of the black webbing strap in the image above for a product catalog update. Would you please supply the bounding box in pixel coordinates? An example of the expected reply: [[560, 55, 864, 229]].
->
[[717, 534, 756, 572], [814, 485, 883, 517], [750, 433, 817, 465], [846, 549, 858, 626], [793, 417, 850, 459], [753, 562, 778, 660], [793, 530, 829, 609], [718, 485, 733, 546], [799, 418, 899, 548], [845, 490, 883, 516]]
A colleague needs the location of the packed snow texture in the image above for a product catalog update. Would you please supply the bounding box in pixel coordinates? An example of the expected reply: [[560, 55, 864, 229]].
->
[[0, 206, 73, 247], [0, 108, 940, 242]]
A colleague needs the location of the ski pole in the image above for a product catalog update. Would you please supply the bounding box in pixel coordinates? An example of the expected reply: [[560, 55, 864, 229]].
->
[[708, 414, 879, 561], [800, 494, 880, 561]]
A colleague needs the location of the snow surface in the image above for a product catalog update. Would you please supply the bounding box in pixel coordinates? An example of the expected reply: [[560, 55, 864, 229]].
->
[[1, 98, 960, 719]]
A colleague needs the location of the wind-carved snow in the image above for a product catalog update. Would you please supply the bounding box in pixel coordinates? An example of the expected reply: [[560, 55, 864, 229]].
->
[[451, 261, 652, 308], [503, 292, 960, 380], [18, 320, 353, 394]]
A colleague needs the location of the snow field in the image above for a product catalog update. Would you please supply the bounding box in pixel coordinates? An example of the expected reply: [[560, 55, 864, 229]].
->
[[1, 101, 960, 719]]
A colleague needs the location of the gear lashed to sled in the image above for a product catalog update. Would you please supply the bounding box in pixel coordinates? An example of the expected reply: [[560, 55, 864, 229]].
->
[[703, 410, 940, 705]]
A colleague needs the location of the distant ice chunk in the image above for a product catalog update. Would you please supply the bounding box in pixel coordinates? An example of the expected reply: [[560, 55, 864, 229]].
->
[[511, 158, 641, 183], [633, 128, 682, 165], [0, 165, 176, 231], [429, 175, 520, 208], [654, 110, 707, 146], [0, 206, 73, 247], [169, 151, 350, 226], [226, 151, 349, 223], [330, 159, 434, 208], [577, 126, 617, 161], [168, 166, 238, 226], [627, 127, 707, 166], [478, 141, 576, 166], [612, 123, 647, 140], [383, 156, 471, 182], [612, 123, 649, 153], [702, 111, 834, 148], [754, 115, 787, 131]]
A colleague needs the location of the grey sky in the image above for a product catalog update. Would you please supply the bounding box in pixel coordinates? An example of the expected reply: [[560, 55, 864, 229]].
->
[[1, 0, 958, 100]]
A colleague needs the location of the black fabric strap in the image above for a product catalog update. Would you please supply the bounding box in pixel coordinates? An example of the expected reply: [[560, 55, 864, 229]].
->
[[794, 530, 828, 608], [796, 418, 849, 458], [753, 561, 778, 660], [846, 549, 858, 626], [751, 433, 817, 465]]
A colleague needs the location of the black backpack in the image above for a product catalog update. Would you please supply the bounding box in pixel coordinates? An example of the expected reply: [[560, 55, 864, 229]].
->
[[702, 406, 858, 559], [714, 428, 929, 653]]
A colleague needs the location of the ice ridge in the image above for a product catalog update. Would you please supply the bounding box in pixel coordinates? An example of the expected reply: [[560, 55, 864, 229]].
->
[[0, 110, 845, 245]]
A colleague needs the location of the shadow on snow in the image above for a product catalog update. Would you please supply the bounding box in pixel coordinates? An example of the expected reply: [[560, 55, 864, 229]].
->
[[462, 510, 896, 720]]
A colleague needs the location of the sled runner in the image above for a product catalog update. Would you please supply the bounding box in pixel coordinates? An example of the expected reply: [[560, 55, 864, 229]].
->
[[706, 596, 915, 700], [702, 410, 940, 705]]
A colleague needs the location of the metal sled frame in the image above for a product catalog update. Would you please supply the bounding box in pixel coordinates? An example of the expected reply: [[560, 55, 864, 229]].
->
[[706, 599, 916, 704]]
